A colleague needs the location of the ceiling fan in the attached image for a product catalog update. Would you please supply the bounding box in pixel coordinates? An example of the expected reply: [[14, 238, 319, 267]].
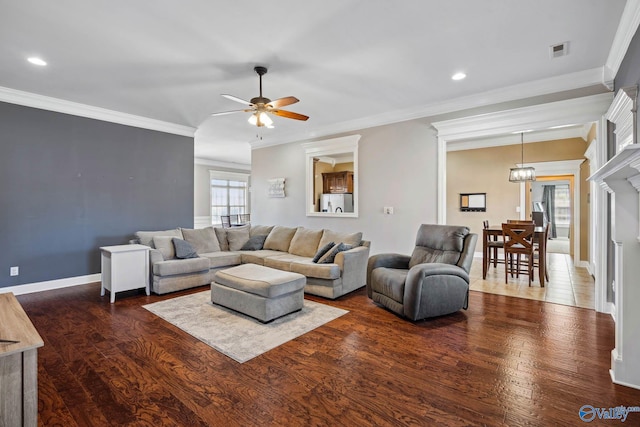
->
[[211, 66, 309, 128]]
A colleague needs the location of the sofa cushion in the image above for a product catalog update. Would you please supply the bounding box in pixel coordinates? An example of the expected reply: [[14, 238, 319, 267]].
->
[[198, 251, 242, 269], [153, 236, 176, 260], [172, 238, 199, 259], [312, 241, 335, 263], [263, 253, 310, 271], [238, 249, 286, 266], [226, 224, 251, 251], [181, 227, 221, 254], [318, 243, 353, 264], [136, 228, 183, 248], [153, 257, 209, 276], [241, 234, 268, 250], [214, 227, 229, 251], [263, 226, 297, 252], [250, 224, 274, 237], [288, 227, 323, 257], [290, 260, 341, 280], [318, 230, 362, 248]]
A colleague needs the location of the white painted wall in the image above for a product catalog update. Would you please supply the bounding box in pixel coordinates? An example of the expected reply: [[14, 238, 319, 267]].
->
[[251, 119, 439, 255]]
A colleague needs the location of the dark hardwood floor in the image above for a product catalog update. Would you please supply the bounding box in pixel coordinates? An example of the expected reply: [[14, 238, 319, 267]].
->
[[16, 283, 640, 427]]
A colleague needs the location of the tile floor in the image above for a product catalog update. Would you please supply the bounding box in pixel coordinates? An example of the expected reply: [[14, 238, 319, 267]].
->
[[470, 252, 595, 309]]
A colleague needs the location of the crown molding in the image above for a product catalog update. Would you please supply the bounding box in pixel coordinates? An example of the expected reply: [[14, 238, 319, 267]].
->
[[0, 86, 196, 137], [433, 92, 613, 142], [194, 157, 251, 171], [250, 67, 606, 149], [604, 0, 640, 86], [446, 127, 588, 152]]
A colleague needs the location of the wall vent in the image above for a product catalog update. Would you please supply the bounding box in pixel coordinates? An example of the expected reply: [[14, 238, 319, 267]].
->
[[549, 42, 569, 58]]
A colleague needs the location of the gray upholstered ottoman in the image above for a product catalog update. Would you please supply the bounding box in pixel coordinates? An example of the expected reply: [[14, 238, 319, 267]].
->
[[211, 264, 306, 322]]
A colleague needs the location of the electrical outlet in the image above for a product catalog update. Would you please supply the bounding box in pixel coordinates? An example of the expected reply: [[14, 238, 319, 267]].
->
[[10, 266, 19, 276], [384, 207, 394, 215]]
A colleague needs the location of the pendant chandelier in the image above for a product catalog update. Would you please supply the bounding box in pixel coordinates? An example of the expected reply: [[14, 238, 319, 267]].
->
[[509, 132, 536, 182]]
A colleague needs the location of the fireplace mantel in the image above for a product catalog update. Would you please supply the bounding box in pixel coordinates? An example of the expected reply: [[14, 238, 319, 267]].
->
[[589, 143, 640, 390], [588, 83, 640, 390]]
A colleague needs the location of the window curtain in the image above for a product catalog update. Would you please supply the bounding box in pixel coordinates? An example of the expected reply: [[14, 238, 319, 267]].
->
[[542, 185, 557, 238]]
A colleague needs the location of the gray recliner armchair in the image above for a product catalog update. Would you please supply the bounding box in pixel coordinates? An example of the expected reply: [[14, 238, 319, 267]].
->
[[367, 224, 477, 321]]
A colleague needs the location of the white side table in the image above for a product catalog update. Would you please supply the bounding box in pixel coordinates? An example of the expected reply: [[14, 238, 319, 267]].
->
[[100, 244, 150, 303]]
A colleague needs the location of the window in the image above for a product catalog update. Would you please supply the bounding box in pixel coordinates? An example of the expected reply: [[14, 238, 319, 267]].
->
[[210, 171, 250, 225], [554, 184, 571, 225]]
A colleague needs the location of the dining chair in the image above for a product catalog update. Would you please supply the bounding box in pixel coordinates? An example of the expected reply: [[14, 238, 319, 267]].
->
[[533, 222, 550, 283], [238, 213, 250, 224], [483, 220, 504, 268], [502, 222, 535, 286], [220, 215, 232, 228]]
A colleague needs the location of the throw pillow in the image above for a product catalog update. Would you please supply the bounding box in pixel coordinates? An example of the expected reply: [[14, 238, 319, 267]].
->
[[181, 227, 221, 254], [226, 224, 251, 251], [172, 238, 199, 259], [289, 227, 323, 257], [250, 224, 274, 237], [240, 234, 268, 251], [214, 227, 229, 251], [312, 241, 335, 263], [317, 242, 353, 264], [153, 236, 176, 260], [263, 226, 297, 252], [318, 230, 362, 249], [135, 228, 182, 248]]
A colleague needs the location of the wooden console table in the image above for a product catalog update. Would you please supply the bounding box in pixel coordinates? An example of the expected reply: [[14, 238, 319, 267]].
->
[[0, 292, 44, 427]]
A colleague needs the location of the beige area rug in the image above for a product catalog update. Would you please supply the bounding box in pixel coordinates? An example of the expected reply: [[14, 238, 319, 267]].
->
[[143, 291, 348, 363]]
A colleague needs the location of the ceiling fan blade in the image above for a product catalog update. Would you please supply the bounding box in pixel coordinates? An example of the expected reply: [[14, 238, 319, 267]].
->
[[221, 94, 253, 106], [210, 109, 250, 117], [267, 96, 299, 109], [271, 109, 309, 121]]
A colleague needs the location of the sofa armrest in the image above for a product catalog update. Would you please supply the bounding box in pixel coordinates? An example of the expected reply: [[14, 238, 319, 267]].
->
[[149, 248, 164, 264], [403, 263, 470, 320], [334, 245, 371, 295]]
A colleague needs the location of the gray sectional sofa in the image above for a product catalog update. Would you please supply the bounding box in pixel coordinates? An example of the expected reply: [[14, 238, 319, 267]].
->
[[134, 224, 371, 299]]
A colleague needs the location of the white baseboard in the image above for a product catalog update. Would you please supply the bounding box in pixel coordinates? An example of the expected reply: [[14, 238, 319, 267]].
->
[[0, 273, 101, 296], [575, 260, 590, 269], [610, 369, 640, 391]]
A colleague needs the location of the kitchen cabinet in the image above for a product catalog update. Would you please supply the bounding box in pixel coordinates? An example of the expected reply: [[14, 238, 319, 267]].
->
[[322, 171, 354, 194]]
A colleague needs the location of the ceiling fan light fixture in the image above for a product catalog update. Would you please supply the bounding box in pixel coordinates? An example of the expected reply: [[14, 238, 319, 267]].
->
[[248, 112, 273, 128]]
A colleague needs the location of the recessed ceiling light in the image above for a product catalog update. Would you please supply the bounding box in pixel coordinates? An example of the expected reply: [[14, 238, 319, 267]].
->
[[27, 57, 47, 66], [451, 72, 466, 81]]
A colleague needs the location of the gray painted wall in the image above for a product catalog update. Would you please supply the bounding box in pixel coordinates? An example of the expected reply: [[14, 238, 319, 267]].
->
[[0, 101, 194, 288], [250, 119, 439, 256]]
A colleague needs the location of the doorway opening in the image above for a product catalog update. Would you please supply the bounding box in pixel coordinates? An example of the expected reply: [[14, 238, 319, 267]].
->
[[527, 175, 574, 255]]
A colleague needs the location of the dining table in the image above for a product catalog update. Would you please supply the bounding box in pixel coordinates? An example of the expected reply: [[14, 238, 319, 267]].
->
[[482, 224, 548, 286]]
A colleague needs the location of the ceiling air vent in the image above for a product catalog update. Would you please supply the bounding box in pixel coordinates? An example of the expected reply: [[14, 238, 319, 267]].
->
[[549, 42, 569, 58]]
